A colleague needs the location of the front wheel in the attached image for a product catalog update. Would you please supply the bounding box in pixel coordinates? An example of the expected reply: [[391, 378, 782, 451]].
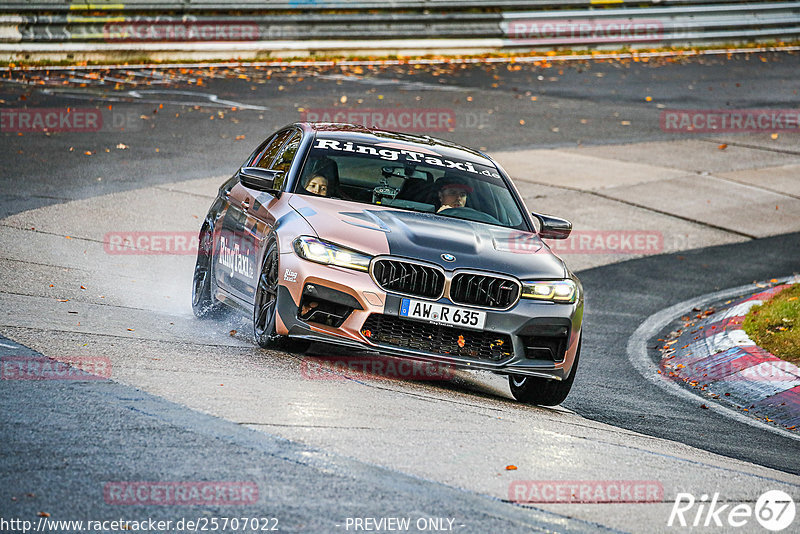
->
[[508, 337, 581, 406], [253, 241, 310, 353]]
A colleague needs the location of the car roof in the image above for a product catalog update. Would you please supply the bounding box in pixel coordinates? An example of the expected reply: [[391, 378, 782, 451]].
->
[[295, 122, 495, 166]]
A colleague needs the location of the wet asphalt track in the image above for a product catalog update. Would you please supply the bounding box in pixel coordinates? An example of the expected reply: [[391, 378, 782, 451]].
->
[[3, 52, 800, 218], [1, 52, 799, 531], [569, 233, 800, 475]]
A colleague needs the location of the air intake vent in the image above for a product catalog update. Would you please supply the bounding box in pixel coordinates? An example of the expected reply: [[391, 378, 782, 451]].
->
[[372, 259, 444, 299], [361, 314, 512, 362]]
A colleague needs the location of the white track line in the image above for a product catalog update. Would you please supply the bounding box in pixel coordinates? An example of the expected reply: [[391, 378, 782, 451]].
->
[[626, 276, 800, 443]]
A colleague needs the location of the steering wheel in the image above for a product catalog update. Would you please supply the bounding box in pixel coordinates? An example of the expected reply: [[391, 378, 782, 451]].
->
[[438, 206, 501, 225]]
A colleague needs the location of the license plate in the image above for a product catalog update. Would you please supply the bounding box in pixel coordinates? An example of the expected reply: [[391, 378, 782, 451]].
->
[[399, 298, 486, 330]]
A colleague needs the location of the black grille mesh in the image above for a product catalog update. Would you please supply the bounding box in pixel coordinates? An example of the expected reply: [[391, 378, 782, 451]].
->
[[361, 314, 513, 362], [372, 259, 444, 299], [450, 273, 519, 309]]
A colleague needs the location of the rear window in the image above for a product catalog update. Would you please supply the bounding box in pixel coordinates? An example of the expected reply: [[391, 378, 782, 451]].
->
[[294, 137, 528, 230]]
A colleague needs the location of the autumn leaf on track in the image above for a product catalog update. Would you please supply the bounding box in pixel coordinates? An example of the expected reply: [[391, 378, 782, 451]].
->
[[718, 144, 727, 150], [505, 465, 518, 470]]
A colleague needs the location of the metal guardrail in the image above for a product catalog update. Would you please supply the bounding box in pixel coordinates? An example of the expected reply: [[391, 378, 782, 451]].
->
[[0, 1, 798, 59], [0, 1, 766, 12]]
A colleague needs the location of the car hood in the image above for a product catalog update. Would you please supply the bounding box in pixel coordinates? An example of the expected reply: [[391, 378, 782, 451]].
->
[[288, 195, 567, 280]]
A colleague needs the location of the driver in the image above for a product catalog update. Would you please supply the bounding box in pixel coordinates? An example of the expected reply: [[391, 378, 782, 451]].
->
[[436, 175, 473, 212], [303, 174, 329, 196]]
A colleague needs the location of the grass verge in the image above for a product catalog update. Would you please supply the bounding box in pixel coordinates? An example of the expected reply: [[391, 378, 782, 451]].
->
[[743, 284, 800, 364]]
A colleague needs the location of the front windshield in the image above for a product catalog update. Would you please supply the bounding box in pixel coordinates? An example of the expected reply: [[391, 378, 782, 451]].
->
[[294, 136, 528, 230]]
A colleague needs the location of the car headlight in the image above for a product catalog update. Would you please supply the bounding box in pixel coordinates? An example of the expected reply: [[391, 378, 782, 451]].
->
[[293, 236, 372, 272], [520, 279, 577, 303]]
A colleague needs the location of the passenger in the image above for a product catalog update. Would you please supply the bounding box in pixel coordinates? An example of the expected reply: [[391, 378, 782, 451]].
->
[[436, 176, 473, 212], [303, 174, 329, 196]]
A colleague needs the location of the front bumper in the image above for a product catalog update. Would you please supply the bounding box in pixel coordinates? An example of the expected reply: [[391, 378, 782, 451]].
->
[[276, 251, 583, 380]]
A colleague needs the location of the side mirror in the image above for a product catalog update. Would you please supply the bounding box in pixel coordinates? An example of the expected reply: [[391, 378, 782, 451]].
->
[[532, 212, 572, 240], [239, 167, 283, 193]]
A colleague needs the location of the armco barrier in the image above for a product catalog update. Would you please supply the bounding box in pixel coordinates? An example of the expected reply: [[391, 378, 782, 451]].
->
[[0, 1, 799, 60], [0, 1, 785, 12]]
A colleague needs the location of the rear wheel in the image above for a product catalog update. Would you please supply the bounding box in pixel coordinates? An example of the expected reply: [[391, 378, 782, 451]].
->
[[192, 224, 221, 318], [509, 336, 581, 406], [253, 241, 310, 353]]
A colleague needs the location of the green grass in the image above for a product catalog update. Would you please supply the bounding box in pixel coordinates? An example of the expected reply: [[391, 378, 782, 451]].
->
[[743, 284, 800, 364]]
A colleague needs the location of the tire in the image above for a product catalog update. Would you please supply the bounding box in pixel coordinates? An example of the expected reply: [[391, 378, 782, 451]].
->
[[192, 224, 221, 318], [253, 240, 310, 353], [508, 336, 581, 406]]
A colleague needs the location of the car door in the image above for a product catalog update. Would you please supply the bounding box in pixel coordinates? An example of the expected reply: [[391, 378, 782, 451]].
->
[[215, 129, 294, 302], [240, 129, 304, 303]]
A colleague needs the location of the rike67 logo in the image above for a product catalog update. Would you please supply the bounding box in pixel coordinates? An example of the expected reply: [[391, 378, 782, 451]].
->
[[669, 490, 795, 531]]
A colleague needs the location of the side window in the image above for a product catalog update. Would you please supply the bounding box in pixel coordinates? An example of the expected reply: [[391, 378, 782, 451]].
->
[[271, 131, 302, 174], [252, 129, 293, 169]]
